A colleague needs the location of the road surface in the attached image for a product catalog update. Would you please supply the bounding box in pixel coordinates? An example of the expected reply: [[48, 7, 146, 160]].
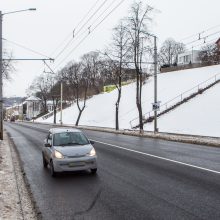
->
[[4, 122, 220, 220]]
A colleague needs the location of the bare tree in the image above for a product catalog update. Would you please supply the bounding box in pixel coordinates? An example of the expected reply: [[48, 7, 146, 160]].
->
[[159, 38, 185, 67], [104, 21, 130, 130], [63, 62, 89, 126], [27, 73, 54, 114], [125, 1, 154, 132], [2, 50, 15, 80], [81, 51, 102, 94], [49, 81, 60, 124], [199, 43, 220, 65]]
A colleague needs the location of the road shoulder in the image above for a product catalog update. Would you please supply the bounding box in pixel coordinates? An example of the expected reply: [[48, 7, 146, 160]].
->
[[0, 131, 38, 220]]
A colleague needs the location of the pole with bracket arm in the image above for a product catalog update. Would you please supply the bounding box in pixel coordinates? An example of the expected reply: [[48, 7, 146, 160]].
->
[[0, 11, 3, 139], [0, 8, 36, 140], [153, 35, 158, 133]]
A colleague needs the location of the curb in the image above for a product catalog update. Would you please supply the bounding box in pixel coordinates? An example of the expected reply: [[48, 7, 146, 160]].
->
[[20, 121, 220, 148], [6, 130, 42, 220]]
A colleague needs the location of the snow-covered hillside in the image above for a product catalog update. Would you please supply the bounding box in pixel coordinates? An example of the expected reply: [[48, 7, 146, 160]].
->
[[37, 64, 220, 137], [145, 82, 220, 137]]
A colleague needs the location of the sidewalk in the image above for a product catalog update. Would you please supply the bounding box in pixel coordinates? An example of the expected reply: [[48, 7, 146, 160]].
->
[[0, 131, 37, 220]]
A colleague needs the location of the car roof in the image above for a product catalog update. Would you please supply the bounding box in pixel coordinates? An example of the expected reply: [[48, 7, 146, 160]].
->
[[49, 127, 82, 134]]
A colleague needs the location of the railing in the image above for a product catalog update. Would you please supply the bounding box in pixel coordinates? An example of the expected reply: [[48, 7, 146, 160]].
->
[[42, 110, 55, 120], [130, 72, 220, 128]]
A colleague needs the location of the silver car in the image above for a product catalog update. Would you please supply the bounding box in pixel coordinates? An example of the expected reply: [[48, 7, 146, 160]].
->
[[42, 127, 97, 177]]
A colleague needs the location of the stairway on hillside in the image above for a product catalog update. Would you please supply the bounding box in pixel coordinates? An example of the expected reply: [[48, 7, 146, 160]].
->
[[130, 73, 220, 129]]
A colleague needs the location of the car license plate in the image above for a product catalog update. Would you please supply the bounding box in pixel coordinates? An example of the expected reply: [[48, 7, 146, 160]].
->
[[69, 162, 85, 167]]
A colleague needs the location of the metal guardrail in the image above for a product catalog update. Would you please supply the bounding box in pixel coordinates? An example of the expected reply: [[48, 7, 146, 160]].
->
[[130, 72, 220, 128]]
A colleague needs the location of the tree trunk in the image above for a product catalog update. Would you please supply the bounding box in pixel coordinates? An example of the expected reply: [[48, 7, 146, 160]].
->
[[44, 99, 47, 113], [75, 82, 87, 126], [115, 103, 119, 130], [75, 109, 83, 126], [53, 108, 56, 124], [139, 70, 143, 132], [52, 97, 56, 124]]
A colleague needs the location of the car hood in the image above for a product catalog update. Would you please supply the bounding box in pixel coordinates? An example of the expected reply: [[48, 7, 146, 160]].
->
[[54, 144, 93, 157]]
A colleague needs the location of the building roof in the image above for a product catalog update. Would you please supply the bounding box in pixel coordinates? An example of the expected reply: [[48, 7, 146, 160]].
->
[[25, 96, 41, 102]]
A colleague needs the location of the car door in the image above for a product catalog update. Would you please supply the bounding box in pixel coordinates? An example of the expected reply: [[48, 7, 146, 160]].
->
[[44, 132, 53, 162]]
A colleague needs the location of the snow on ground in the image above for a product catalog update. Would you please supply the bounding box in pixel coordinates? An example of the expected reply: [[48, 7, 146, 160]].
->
[[37, 65, 220, 136], [145, 82, 220, 137]]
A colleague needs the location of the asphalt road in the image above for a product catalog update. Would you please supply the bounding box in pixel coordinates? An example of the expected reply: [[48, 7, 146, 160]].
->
[[4, 122, 220, 220]]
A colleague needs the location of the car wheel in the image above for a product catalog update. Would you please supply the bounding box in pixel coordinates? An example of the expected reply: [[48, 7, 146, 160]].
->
[[42, 154, 48, 168], [91, 168, 97, 174], [50, 160, 57, 177]]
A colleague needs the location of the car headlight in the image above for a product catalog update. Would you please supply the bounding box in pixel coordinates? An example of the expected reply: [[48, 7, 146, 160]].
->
[[54, 150, 64, 159], [89, 148, 96, 156]]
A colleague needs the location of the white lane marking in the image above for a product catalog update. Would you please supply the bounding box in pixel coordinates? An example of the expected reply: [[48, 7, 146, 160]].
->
[[91, 139, 220, 175], [10, 136, 24, 139]]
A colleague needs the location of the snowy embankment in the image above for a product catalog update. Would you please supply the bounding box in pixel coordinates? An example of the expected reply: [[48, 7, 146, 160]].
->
[[145, 82, 220, 137], [37, 64, 220, 137]]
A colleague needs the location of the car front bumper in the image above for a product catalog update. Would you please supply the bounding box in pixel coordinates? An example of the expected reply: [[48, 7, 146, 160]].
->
[[53, 156, 97, 172]]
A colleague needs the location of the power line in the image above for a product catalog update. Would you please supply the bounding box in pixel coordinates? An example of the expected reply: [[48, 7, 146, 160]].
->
[[185, 37, 218, 51], [49, 0, 102, 58], [54, 0, 119, 62], [54, 0, 126, 70], [2, 38, 53, 59], [31, 0, 106, 84], [75, 0, 102, 31], [184, 30, 220, 45], [180, 24, 220, 42], [54, 0, 109, 60]]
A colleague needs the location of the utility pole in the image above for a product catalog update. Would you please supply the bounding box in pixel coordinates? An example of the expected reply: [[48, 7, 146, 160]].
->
[[0, 11, 3, 140], [60, 81, 63, 125], [0, 8, 36, 140], [154, 35, 158, 133], [43, 61, 63, 125]]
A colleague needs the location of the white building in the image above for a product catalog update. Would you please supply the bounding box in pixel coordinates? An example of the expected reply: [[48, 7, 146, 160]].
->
[[178, 50, 201, 65], [26, 96, 42, 119], [46, 100, 54, 112]]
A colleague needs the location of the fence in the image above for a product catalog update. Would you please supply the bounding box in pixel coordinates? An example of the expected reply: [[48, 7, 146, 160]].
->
[[129, 72, 220, 128]]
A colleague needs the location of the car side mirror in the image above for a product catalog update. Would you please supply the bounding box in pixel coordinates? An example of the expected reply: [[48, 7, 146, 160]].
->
[[45, 143, 51, 147], [90, 141, 95, 145]]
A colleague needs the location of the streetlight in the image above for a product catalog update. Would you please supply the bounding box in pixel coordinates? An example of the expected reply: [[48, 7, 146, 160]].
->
[[142, 31, 158, 133], [0, 8, 36, 139], [43, 61, 63, 125]]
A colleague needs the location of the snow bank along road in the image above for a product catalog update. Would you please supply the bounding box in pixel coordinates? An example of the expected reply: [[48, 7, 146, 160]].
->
[[4, 122, 220, 220]]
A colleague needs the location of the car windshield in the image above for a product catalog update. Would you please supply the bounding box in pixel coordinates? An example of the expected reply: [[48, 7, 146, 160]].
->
[[53, 132, 89, 146]]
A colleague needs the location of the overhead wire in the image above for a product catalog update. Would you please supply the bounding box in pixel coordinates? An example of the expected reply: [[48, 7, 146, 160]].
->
[[184, 30, 220, 45], [180, 23, 220, 42], [31, 0, 108, 80], [54, 0, 126, 71], [49, 0, 102, 58], [54, 0, 109, 60], [2, 38, 52, 59]]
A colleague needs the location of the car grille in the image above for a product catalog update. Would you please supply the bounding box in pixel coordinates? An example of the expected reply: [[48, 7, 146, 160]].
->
[[67, 155, 86, 158]]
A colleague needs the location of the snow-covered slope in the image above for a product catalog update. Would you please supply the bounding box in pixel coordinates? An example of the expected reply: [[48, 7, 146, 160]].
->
[[37, 64, 220, 136], [145, 82, 220, 137]]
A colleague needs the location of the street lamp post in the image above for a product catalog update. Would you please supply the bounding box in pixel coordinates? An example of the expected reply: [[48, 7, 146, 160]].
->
[[153, 35, 158, 133], [60, 81, 63, 125], [43, 61, 63, 125], [0, 11, 3, 140], [0, 8, 36, 140], [143, 32, 158, 133]]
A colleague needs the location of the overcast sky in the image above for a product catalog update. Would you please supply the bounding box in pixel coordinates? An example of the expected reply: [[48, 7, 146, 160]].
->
[[1, 0, 220, 97]]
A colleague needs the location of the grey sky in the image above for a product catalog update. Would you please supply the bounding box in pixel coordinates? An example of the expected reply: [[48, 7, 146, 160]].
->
[[1, 0, 220, 97]]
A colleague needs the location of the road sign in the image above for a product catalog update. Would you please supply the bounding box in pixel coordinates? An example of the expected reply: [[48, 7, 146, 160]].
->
[[152, 102, 161, 111]]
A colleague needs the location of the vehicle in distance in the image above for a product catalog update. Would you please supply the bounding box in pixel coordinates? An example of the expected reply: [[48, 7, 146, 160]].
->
[[42, 127, 97, 177], [10, 116, 15, 122]]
